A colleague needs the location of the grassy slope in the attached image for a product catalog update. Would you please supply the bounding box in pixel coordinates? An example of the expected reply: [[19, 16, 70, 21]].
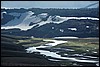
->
[[1, 34, 60, 66], [54, 38, 99, 56], [1, 34, 99, 66]]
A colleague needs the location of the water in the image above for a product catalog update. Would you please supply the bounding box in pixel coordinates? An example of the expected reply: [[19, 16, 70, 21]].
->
[[25, 39, 99, 66]]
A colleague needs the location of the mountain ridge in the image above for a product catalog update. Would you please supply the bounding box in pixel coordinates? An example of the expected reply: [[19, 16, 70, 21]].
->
[[1, 8, 99, 38]]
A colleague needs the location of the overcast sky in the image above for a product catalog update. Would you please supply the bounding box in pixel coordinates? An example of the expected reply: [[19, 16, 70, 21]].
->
[[1, 1, 99, 9]]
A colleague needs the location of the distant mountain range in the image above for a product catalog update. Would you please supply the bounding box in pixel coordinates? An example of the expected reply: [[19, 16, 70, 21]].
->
[[1, 8, 99, 38]]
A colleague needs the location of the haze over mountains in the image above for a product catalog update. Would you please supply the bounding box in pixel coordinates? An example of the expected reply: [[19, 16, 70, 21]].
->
[[1, 1, 99, 9]]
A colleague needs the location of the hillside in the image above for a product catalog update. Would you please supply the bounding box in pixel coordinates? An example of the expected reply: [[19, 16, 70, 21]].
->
[[1, 34, 99, 66], [1, 8, 99, 38], [1, 34, 60, 66]]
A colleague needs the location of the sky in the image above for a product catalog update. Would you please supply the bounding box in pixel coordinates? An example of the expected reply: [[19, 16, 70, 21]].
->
[[1, 1, 99, 9]]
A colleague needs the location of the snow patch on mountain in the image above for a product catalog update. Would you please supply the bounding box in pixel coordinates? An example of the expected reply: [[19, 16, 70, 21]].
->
[[60, 29, 64, 32], [52, 27, 55, 29], [68, 28, 77, 31], [86, 26, 89, 28], [54, 37, 78, 39], [1, 11, 99, 31], [2, 11, 34, 26], [1, 11, 7, 19], [1, 24, 37, 31], [38, 13, 48, 18]]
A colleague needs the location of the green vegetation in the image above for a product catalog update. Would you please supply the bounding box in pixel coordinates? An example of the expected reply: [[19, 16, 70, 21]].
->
[[1, 7, 99, 66], [54, 38, 99, 56], [17, 37, 53, 47], [1, 34, 60, 66], [1, 34, 99, 66]]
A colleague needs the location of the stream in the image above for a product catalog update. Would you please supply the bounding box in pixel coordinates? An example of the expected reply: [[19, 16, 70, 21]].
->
[[25, 39, 99, 66]]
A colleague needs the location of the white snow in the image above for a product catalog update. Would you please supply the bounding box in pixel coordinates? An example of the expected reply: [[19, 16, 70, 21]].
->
[[26, 39, 98, 63], [96, 27, 99, 29], [1, 11, 41, 30], [43, 39, 67, 46], [2, 11, 33, 26], [52, 27, 54, 29], [64, 54, 68, 55], [80, 58, 88, 59], [2, 11, 7, 14], [38, 13, 48, 19], [93, 51, 97, 53], [96, 63, 99, 66], [86, 26, 89, 28], [52, 16, 67, 24], [1, 11, 99, 31], [1, 11, 7, 19], [39, 13, 48, 16], [84, 56, 98, 59], [60, 29, 64, 32], [86, 50, 89, 52], [68, 28, 77, 31], [54, 37, 78, 39], [31, 36, 34, 38]]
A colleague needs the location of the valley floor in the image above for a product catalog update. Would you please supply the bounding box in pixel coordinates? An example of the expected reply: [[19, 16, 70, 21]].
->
[[1, 34, 99, 66]]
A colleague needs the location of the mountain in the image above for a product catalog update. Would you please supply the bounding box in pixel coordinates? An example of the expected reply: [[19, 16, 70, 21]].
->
[[1, 8, 99, 38]]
